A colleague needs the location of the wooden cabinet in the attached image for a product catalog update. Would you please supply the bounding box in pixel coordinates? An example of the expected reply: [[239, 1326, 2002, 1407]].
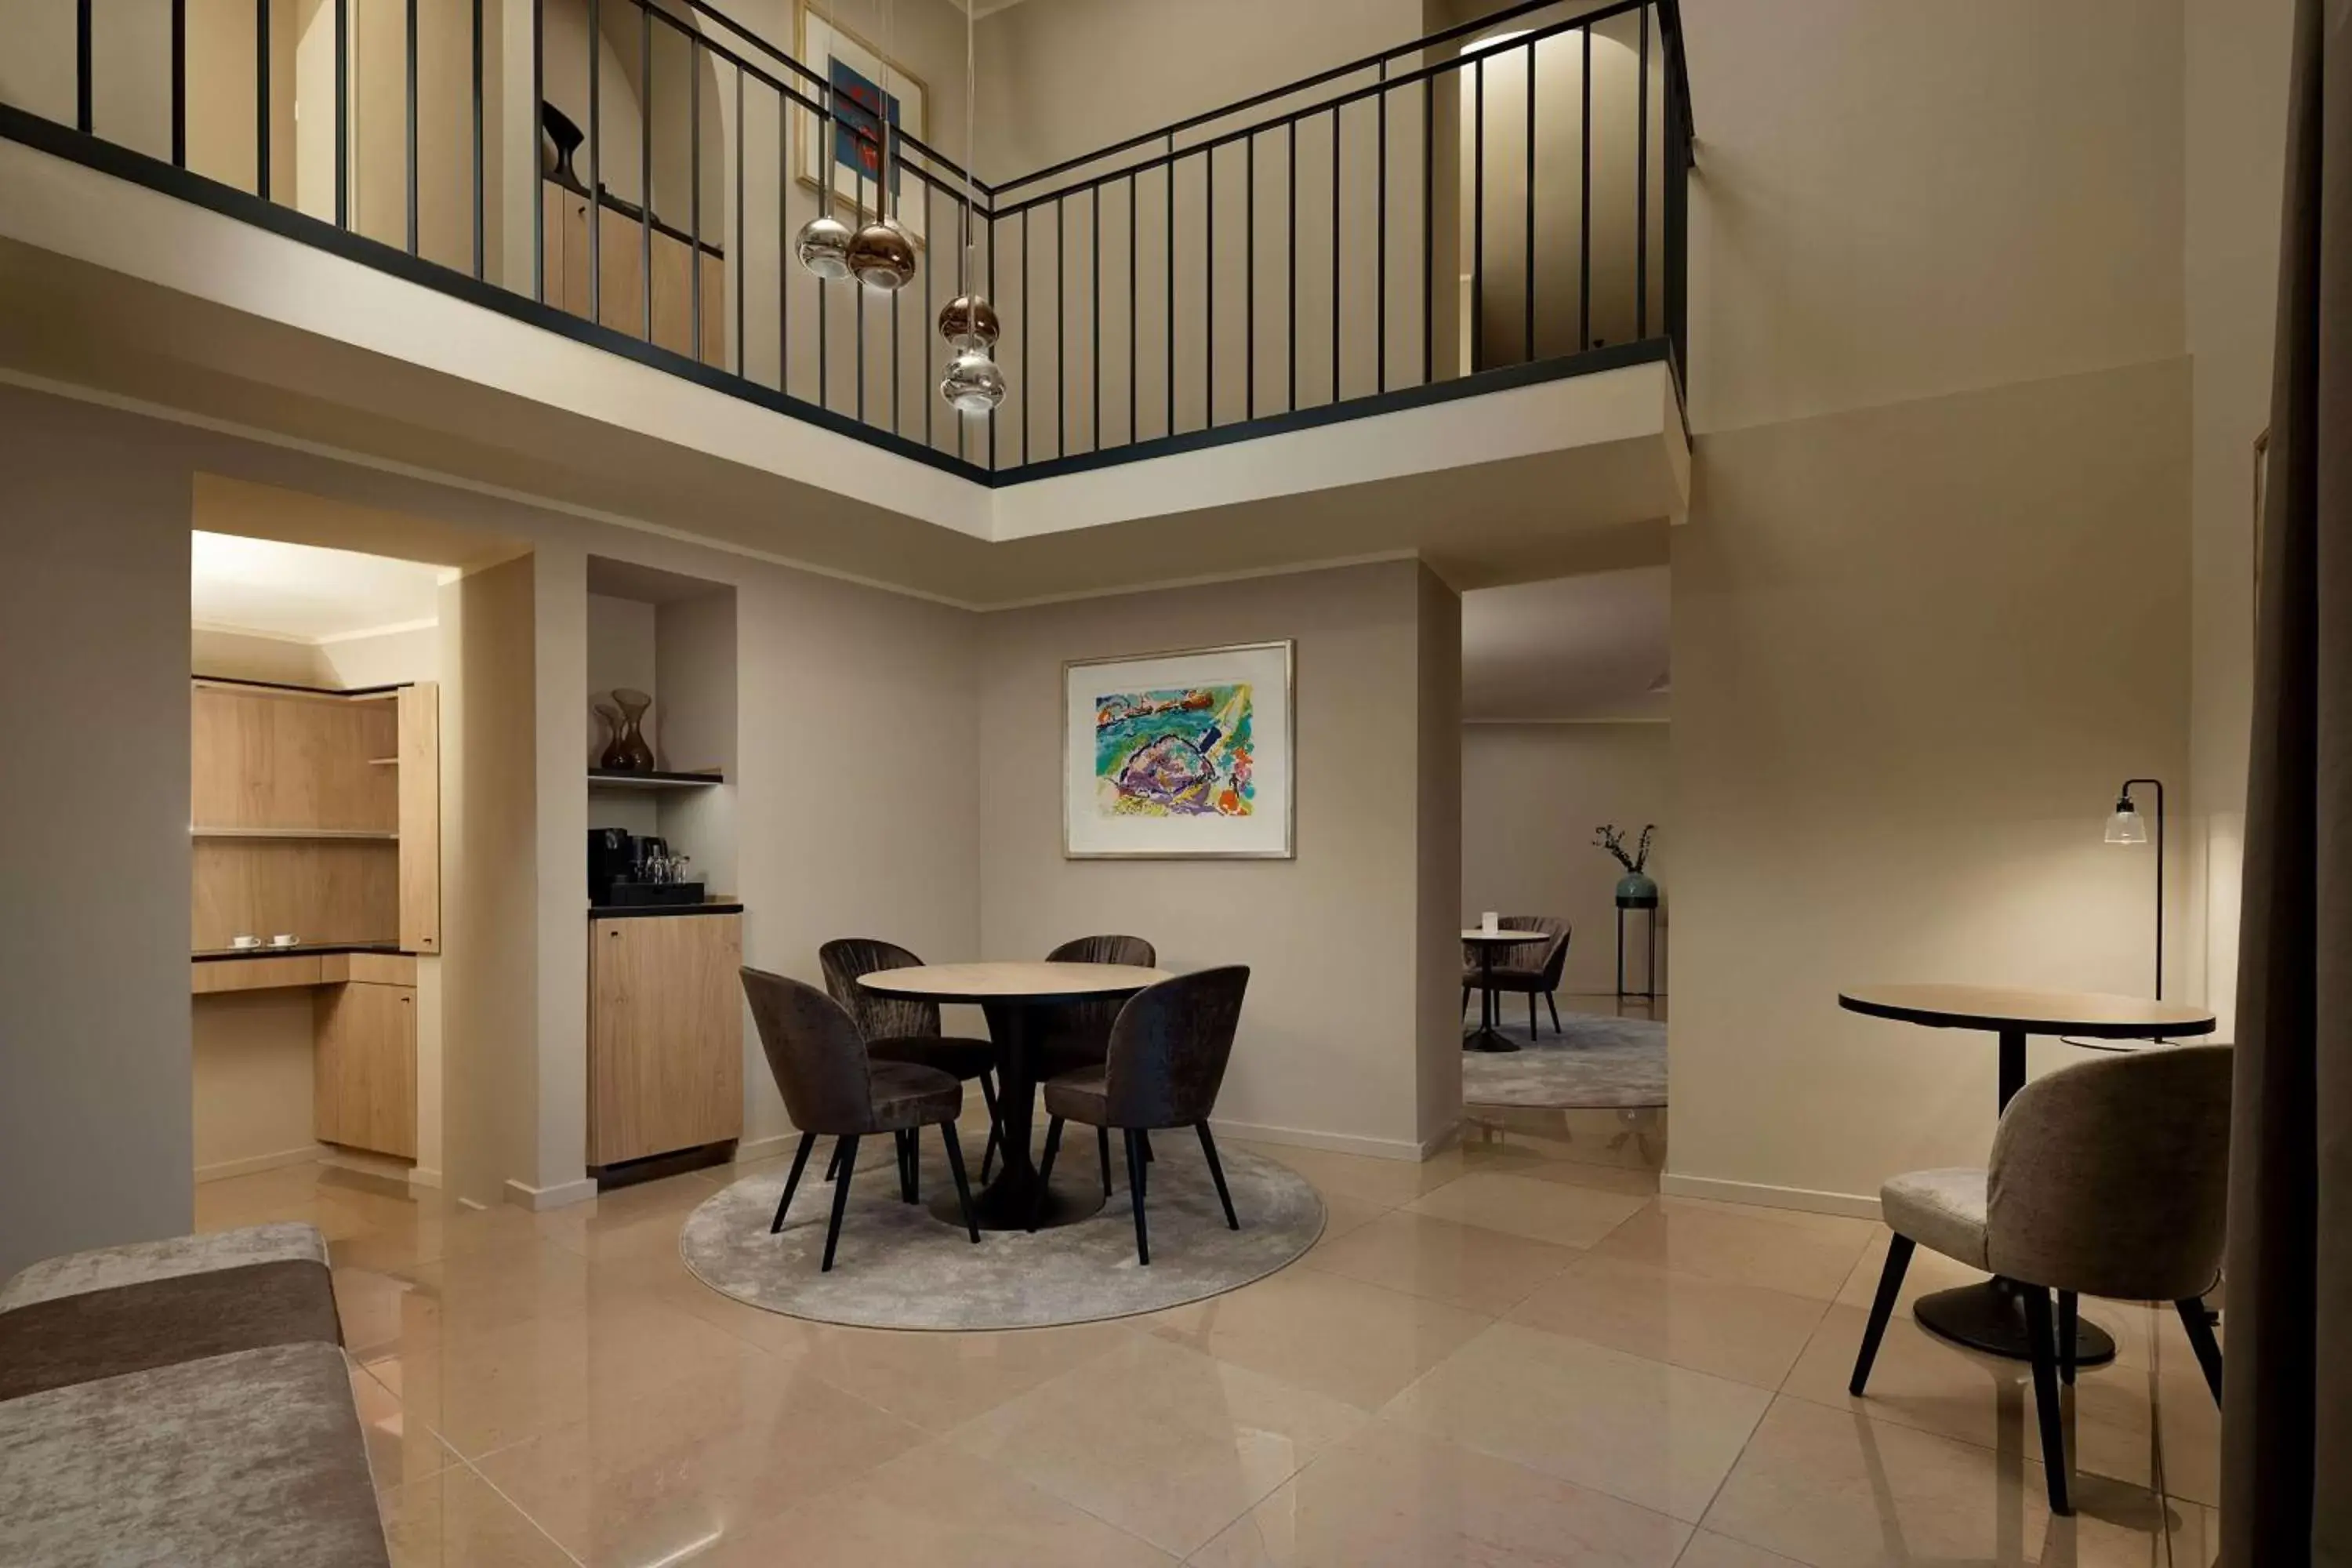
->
[[589, 913, 742, 1167], [397, 684, 441, 953], [314, 981, 418, 1159], [542, 180, 726, 365]]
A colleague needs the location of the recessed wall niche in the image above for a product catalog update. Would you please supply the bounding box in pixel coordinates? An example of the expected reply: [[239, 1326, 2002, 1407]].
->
[[585, 557, 738, 898]]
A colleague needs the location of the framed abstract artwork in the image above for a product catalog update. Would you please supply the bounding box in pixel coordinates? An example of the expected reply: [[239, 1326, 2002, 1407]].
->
[[1063, 641, 1296, 859], [796, 5, 928, 246]]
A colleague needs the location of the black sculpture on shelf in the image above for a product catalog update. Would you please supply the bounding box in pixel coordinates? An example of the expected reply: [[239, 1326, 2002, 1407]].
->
[[541, 103, 586, 193]]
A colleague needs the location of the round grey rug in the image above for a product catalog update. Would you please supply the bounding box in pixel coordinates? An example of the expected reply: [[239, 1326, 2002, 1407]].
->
[[680, 1138, 1324, 1330], [1462, 1012, 1668, 1109]]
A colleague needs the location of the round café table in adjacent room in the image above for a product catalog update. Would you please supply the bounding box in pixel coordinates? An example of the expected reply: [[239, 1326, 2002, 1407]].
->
[[859, 961, 1170, 1232], [1838, 982, 2217, 1367], [1462, 930, 1545, 1053]]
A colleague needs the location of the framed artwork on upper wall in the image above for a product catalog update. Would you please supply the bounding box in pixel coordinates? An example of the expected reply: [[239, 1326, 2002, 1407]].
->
[[796, 4, 928, 247], [1063, 641, 1296, 860]]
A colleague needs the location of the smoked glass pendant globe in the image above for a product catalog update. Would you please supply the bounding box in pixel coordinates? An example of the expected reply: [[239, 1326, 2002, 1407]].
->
[[794, 213, 854, 280], [941, 347, 1006, 413], [848, 219, 916, 292], [937, 293, 1000, 350]]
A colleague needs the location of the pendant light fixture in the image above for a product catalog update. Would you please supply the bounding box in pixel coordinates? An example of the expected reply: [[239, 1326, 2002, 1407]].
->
[[793, 81, 853, 279], [938, 0, 1004, 412], [848, 0, 916, 291]]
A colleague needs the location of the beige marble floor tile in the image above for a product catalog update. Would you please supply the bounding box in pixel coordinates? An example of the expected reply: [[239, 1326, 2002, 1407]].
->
[[1782, 1305, 2216, 1504], [1672, 1530, 1809, 1566], [1305, 1209, 1581, 1313], [349, 1352, 459, 1496], [791, 1317, 1138, 1432], [1226, 1142, 1478, 1205], [1403, 1174, 1653, 1249], [329, 1200, 550, 1276], [1506, 1255, 1831, 1390], [1512, 1160, 1667, 1197], [1315, 1189, 1395, 1243], [1832, 1229, 2002, 1321], [1145, 1267, 1494, 1412], [472, 1352, 929, 1566], [1698, 1394, 2195, 1568], [948, 1333, 1367, 1556], [380, 1463, 579, 1568], [1585, 1200, 1869, 1301], [698, 1439, 1177, 1566], [1657, 1197, 1877, 1247], [1189, 1420, 1692, 1567], [1381, 1321, 1773, 1523]]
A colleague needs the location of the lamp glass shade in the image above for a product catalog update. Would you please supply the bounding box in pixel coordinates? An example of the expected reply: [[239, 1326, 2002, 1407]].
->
[[2104, 804, 2149, 844], [795, 214, 855, 281], [940, 347, 1006, 413]]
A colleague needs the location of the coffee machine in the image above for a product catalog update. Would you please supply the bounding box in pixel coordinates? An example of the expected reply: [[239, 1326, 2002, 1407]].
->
[[588, 829, 637, 905]]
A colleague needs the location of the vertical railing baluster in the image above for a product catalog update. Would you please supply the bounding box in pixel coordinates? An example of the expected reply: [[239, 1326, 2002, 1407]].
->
[[1421, 78, 1433, 385], [256, 0, 270, 198], [987, 210, 998, 468], [1128, 174, 1138, 446], [1525, 38, 1536, 363], [1022, 206, 1031, 462], [588, 0, 601, 327], [172, 0, 188, 165], [1164, 139, 1174, 437], [1056, 198, 1065, 457], [816, 96, 829, 409], [855, 157, 866, 424], [641, 7, 653, 339], [1578, 25, 1592, 352], [1287, 121, 1297, 412], [405, 0, 419, 252], [473, 0, 485, 278], [1376, 66, 1386, 394], [927, 176, 936, 449], [1092, 183, 1102, 452], [76, 0, 92, 134], [1246, 132, 1256, 420], [1206, 153, 1215, 429], [1330, 108, 1340, 402], [779, 96, 789, 397], [692, 39, 705, 362], [1472, 55, 1483, 374], [528, 0, 539, 295], [735, 67, 745, 373], [1664, 63, 1687, 370], [1636, 5, 1650, 339]]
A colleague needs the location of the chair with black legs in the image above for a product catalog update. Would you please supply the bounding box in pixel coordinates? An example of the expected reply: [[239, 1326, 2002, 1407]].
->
[[1035, 935, 1159, 1192], [821, 938, 1007, 1181], [739, 966, 981, 1272], [1028, 967, 1250, 1265], [1849, 1044, 2232, 1517]]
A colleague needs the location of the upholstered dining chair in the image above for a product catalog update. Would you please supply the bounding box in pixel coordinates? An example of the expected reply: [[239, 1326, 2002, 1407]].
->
[[1036, 935, 1160, 1187], [1029, 966, 1250, 1265], [739, 966, 980, 1271], [820, 938, 1005, 1181], [1849, 1044, 2232, 1517], [1461, 915, 1572, 1034]]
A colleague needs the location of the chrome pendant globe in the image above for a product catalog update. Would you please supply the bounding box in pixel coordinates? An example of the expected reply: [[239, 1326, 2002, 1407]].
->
[[794, 213, 854, 281], [937, 293, 1000, 350], [848, 219, 916, 292], [940, 347, 1006, 413]]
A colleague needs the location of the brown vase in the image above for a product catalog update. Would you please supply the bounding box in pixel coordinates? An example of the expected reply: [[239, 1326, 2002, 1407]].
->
[[601, 688, 655, 771]]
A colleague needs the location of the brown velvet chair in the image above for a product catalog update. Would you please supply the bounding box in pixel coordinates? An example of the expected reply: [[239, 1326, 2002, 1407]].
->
[[740, 966, 980, 1271], [820, 938, 1005, 1179], [1035, 935, 1160, 1188], [1030, 966, 1250, 1265], [1461, 915, 1572, 1035]]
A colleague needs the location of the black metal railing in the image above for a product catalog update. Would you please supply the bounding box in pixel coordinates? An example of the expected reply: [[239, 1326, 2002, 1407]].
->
[[2, 0, 1690, 485]]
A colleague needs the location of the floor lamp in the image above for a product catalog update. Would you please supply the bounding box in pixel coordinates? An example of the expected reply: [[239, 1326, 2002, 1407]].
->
[[2103, 777, 2165, 999]]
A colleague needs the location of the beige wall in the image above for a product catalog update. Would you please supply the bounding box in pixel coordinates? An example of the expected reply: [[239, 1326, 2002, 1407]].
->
[[1462, 721, 1669, 996], [193, 992, 319, 1180], [192, 626, 336, 685], [976, 560, 1461, 1158], [1414, 564, 1464, 1141], [0, 390, 194, 1278]]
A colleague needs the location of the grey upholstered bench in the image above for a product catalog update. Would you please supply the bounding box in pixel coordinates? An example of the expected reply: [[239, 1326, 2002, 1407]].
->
[[0, 1223, 390, 1566]]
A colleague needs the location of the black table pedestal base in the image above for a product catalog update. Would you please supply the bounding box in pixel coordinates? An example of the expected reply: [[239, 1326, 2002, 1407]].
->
[[927, 1170, 1106, 1232], [1914, 1279, 2117, 1367], [1462, 1028, 1520, 1053]]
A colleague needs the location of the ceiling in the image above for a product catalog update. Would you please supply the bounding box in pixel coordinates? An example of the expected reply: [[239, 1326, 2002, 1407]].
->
[[191, 530, 447, 642], [1461, 565, 1670, 722]]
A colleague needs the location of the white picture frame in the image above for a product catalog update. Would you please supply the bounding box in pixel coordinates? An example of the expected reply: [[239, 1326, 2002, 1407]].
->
[[796, 5, 928, 247], [1063, 641, 1297, 860]]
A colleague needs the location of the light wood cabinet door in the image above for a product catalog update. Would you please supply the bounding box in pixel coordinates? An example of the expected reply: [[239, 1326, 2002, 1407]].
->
[[589, 914, 743, 1167], [314, 982, 418, 1159], [397, 683, 440, 953]]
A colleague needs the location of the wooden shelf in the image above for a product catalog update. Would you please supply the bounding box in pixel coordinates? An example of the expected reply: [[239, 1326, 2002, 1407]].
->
[[191, 826, 400, 840], [588, 768, 727, 790], [367, 757, 398, 767]]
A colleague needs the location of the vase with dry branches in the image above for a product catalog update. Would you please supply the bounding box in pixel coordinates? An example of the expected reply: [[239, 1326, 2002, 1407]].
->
[[1595, 824, 1658, 903]]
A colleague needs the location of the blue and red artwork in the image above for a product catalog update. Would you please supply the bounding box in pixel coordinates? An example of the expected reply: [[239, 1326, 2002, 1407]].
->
[[829, 58, 901, 201]]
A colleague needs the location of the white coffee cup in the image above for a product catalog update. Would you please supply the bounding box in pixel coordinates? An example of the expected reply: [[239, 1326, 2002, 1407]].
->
[[230, 935, 261, 949], [270, 934, 299, 948]]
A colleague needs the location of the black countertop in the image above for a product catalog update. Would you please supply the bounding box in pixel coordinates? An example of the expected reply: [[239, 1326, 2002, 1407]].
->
[[588, 902, 744, 920], [192, 941, 407, 963]]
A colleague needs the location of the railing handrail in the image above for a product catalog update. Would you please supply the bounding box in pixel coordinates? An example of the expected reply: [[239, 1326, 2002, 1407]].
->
[[986, 0, 1691, 200]]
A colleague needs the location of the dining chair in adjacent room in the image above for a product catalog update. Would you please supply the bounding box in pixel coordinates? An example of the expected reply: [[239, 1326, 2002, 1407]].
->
[[1029, 966, 1250, 1265], [1849, 1044, 2233, 1516], [1036, 934, 1159, 1189], [1465, 916, 1572, 1034], [821, 938, 1006, 1180], [739, 966, 980, 1271]]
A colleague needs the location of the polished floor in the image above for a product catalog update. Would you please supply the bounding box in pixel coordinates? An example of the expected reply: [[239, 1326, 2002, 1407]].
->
[[199, 1103, 2218, 1567]]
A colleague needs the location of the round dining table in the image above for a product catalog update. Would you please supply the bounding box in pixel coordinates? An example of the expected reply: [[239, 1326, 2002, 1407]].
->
[[860, 961, 1171, 1232], [1462, 929, 1546, 1052], [1838, 982, 2217, 1366]]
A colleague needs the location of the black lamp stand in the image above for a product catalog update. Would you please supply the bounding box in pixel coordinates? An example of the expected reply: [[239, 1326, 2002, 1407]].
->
[[2117, 777, 2165, 1000]]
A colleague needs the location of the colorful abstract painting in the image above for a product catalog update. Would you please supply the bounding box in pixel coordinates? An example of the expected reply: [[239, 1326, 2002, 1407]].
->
[[1064, 642, 1294, 858], [1094, 684, 1256, 818], [797, 7, 926, 243]]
